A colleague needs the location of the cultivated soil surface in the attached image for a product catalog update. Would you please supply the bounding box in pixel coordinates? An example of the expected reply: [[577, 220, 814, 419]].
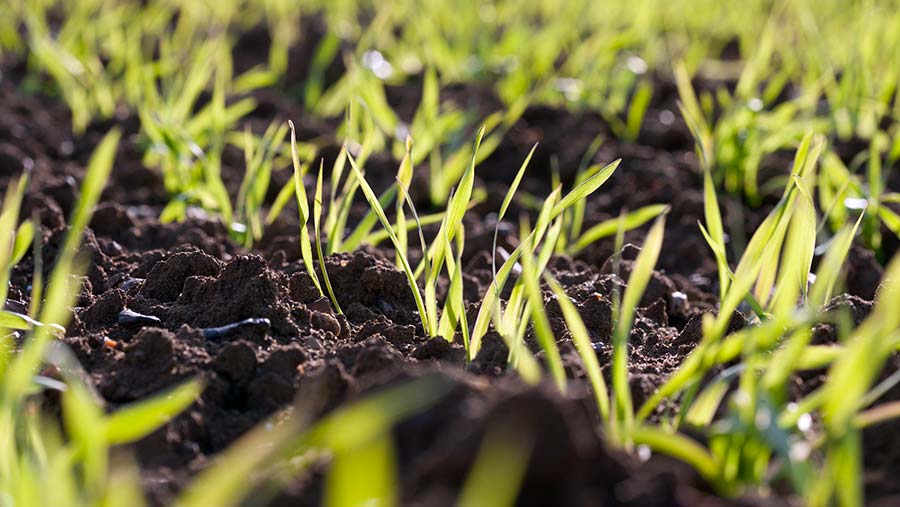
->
[[2, 34, 899, 507]]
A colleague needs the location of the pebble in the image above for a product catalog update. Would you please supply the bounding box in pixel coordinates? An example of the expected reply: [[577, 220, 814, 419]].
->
[[118, 308, 162, 327], [670, 291, 688, 313], [202, 317, 271, 340]]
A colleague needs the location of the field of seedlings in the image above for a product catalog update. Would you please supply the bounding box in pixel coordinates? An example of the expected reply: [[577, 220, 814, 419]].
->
[[2, 1, 900, 506]]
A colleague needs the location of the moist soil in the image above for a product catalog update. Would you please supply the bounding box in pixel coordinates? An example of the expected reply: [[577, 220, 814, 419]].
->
[[1, 37, 898, 507]]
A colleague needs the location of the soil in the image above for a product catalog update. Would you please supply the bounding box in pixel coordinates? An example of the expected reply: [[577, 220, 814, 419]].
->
[[1, 30, 899, 507]]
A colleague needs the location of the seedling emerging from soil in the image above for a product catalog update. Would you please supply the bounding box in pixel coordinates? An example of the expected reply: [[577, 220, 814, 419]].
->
[[470, 157, 620, 359], [288, 120, 324, 298], [610, 213, 667, 444], [519, 227, 568, 391], [0, 173, 34, 332], [313, 160, 342, 313]]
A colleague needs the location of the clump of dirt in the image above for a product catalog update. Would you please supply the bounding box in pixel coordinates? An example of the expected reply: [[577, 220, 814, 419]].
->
[[322, 250, 420, 325]]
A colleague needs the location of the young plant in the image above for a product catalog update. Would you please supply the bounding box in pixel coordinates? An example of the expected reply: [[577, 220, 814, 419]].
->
[[609, 213, 667, 444], [469, 158, 621, 359], [519, 225, 567, 391], [233, 121, 289, 247], [674, 59, 820, 203], [288, 120, 324, 299], [313, 161, 342, 313], [0, 172, 35, 332], [422, 126, 486, 339], [817, 255, 900, 505]]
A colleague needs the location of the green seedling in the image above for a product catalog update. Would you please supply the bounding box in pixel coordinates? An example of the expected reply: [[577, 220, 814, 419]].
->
[[610, 213, 667, 444], [289, 120, 324, 298], [314, 161, 342, 313], [469, 158, 620, 359]]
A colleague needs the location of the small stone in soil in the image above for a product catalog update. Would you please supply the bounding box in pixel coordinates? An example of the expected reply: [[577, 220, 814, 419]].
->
[[118, 308, 162, 327], [670, 291, 688, 313], [201, 317, 271, 340], [307, 296, 333, 314]]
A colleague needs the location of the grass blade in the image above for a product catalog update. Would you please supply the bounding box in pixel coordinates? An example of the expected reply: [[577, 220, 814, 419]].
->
[[544, 275, 610, 419], [105, 380, 203, 445], [550, 159, 620, 216], [289, 121, 323, 297], [10, 220, 34, 268], [3, 129, 119, 398], [493, 143, 537, 281], [0, 173, 29, 307], [703, 169, 729, 300], [570, 204, 667, 255], [395, 136, 414, 269], [810, 215, 864, 307], [611, 213, 666, 440], [519, 234, 566, 392], [631, 425, 719, 483], [314, 161, 342, 314], [324, 433, 397, 507]]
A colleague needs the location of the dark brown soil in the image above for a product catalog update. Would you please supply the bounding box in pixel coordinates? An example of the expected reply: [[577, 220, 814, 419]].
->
[[1, 38, 897, 507]]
